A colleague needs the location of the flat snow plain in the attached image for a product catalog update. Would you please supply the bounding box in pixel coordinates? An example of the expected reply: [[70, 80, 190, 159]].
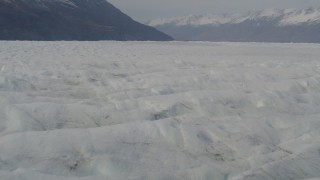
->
[[0, 41, 320, 180]]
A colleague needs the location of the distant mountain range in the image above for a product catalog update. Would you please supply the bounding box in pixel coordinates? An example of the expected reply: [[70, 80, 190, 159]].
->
[[148, 8, 320, 43], [0, 0, 172, 41]]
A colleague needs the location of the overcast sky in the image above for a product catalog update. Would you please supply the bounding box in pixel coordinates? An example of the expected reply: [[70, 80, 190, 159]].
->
[[108, 0, 320, 22]]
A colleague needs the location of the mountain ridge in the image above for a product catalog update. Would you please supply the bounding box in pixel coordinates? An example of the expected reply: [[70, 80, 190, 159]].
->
[[148, 8, 320, 43], [0, 0, 173, 41], [148, 8, 320, 27]]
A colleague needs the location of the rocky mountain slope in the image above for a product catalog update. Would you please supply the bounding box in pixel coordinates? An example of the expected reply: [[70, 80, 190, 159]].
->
[[0, 0, 172, 41], [148, 8, 320, 42]]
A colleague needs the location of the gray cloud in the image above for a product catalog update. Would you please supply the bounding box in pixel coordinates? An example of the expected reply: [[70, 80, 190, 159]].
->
[[108, 0, 320, 22]]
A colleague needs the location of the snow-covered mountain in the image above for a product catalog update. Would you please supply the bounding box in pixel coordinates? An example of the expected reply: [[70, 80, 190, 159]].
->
[[148, 8, 320, 42], [149, 8, 320, 27], [0, 0, 172, 41]]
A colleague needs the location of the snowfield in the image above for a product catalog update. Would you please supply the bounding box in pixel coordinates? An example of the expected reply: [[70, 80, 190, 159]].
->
[[0, 41, 320, 180]]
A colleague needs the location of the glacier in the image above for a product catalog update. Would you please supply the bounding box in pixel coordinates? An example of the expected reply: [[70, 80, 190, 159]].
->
[[0, 41, 320, 180]]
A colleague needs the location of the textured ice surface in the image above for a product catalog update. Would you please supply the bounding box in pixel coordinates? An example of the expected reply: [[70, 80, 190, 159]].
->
[[0, 41, 320, 180]]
